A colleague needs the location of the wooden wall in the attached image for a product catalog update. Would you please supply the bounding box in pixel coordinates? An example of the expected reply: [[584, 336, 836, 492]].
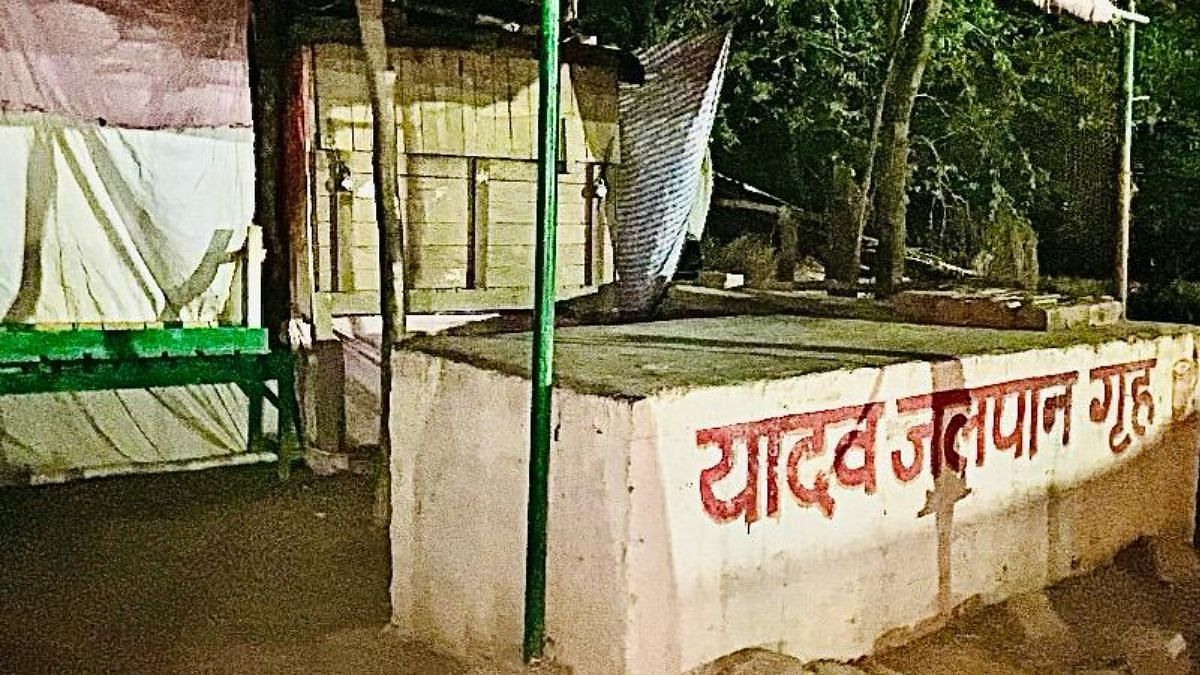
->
[[307, 44, 619, 314]]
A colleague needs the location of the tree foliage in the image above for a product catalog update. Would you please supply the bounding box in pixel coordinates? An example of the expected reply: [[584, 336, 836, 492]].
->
[[580, 0, 1200, 282]]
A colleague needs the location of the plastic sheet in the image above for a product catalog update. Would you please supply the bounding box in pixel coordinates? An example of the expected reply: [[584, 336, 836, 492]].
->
[[0, 0, 250, 128]]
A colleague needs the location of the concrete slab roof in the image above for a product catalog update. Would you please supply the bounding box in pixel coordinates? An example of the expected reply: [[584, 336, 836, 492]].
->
[[405, 315, 1199, 399]]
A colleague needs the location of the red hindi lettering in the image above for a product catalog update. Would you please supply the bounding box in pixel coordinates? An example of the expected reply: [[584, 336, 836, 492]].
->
[[1090, 360, 1156, 454], [893, 395, 929, 483], [786, 429, 834, 518], [833, 402, 883, 494], [696, 427, 760, 525], [990, 389, 1029, 459]]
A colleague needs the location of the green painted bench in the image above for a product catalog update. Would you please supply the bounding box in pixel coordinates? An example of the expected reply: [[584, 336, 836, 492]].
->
[[0, 326, 302, 478]]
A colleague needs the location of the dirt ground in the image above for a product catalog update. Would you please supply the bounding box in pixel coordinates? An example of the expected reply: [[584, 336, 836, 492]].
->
[[1, 464, 1197, 675], [865, 549, 1200, 674], [0, 464, 460, 675]]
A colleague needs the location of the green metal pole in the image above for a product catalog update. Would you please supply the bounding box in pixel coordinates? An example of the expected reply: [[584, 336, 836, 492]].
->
[[1115, 0, 1137, 317], [524, 0, 560, 665]]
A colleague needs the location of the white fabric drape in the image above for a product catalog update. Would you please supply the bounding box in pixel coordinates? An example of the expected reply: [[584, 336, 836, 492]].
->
[[1034, 0, 1118, 23], [0, 0, 262, 482], [0, 118, 253, 325]]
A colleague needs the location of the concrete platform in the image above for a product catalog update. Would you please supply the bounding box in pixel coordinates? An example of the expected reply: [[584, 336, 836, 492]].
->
[[386, 316, 1200, 674]]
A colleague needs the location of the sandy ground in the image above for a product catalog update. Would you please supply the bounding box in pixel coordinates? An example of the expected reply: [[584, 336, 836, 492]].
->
[[866, 552, 1200, 674], [1, 464, 1196, 675], [0, 464, 460, 675]]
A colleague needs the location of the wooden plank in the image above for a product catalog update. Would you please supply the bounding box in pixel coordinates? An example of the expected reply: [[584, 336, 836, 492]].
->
[[345, 246, 381, 291], [332, 219, 378, 248], [313, 291, 336, 341], [432, 51, 468, 155], [584, 163, 596, 286], [488, 187, 589, 225], [397, 176, 469, 224], [245, 226, 264, 328], [350, 196, 378, 226], [486, 264, 587, 289], [321, 287, 599, 315], [409, 242, 471, 289], [570, 64, 621, 163], [413, 221, 470, 246], [485, 244, 589, 269], [351, 103, 373, 151], [462, 51, 482, 156], [487, 160, 533, 183], [336, 192, 356, 291], [407, 286, 598, 313], [412, 245, 470, 269], [468, 158, 490, 289], [0, 327, 270, 364], [343, 150, 372, 175], [485, 160, 590, 184], [350, 176, 470, 223], [487, 51, 508, 158], [407, 244, 472, 290], [560, 265, 587, 287], [326, 290, 380, 316], [507, 57, 537, 159], [316, 244, 333, 292], [488, 223, 588, 246], [397, 49, 423, 154], [397, 155, 469, 179], [0, 353, 285, 396], [411, 268, 468, 289], [314, 192, 332, 228], [560, 62, 589, 165]]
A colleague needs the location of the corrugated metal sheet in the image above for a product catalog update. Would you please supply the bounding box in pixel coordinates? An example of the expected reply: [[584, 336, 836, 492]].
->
[[611, 30, 731, 314]]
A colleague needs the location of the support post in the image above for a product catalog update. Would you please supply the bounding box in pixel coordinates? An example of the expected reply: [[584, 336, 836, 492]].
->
[[248, 0, 292, 344], [1115, 1, 1137, 318], [775, 207, 798, 283], [524, 0, 561, 664], [244, 226, 264, 328], [353, 0, 407, 525]]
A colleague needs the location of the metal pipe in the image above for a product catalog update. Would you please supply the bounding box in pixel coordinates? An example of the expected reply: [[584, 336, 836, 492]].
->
[[1115, 0, 1136, 317], [1112, 7, 1149, 24], [524, 0, 561, 665]]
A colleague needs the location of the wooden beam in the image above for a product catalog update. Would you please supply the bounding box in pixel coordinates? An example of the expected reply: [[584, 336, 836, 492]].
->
[[714, 198, 783, 214], [354, 0, 406, 527], [0, 327, 270, 365], [249, 0, 293, 343], [244, 226, 265, 328]]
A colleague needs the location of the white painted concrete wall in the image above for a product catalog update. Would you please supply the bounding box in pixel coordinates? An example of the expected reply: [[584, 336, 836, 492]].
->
[[388, 351, 637, 672], [390, 333, 1200, 674]]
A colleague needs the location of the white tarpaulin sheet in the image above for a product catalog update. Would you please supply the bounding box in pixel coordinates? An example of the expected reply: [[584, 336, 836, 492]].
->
[[0, 118, 252, 324], [0, 0, 261, 482]]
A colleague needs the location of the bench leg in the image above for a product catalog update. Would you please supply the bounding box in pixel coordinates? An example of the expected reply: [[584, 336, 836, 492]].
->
[[276, 355, 302, 481], [247, 380, 265, 454]]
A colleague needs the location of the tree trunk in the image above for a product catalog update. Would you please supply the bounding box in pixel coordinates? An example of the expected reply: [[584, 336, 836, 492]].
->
[[870, 0, 944, 297], [353, 0, 407, 527], [827, 161, 863, 286], [829, 0, 903, 288]]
